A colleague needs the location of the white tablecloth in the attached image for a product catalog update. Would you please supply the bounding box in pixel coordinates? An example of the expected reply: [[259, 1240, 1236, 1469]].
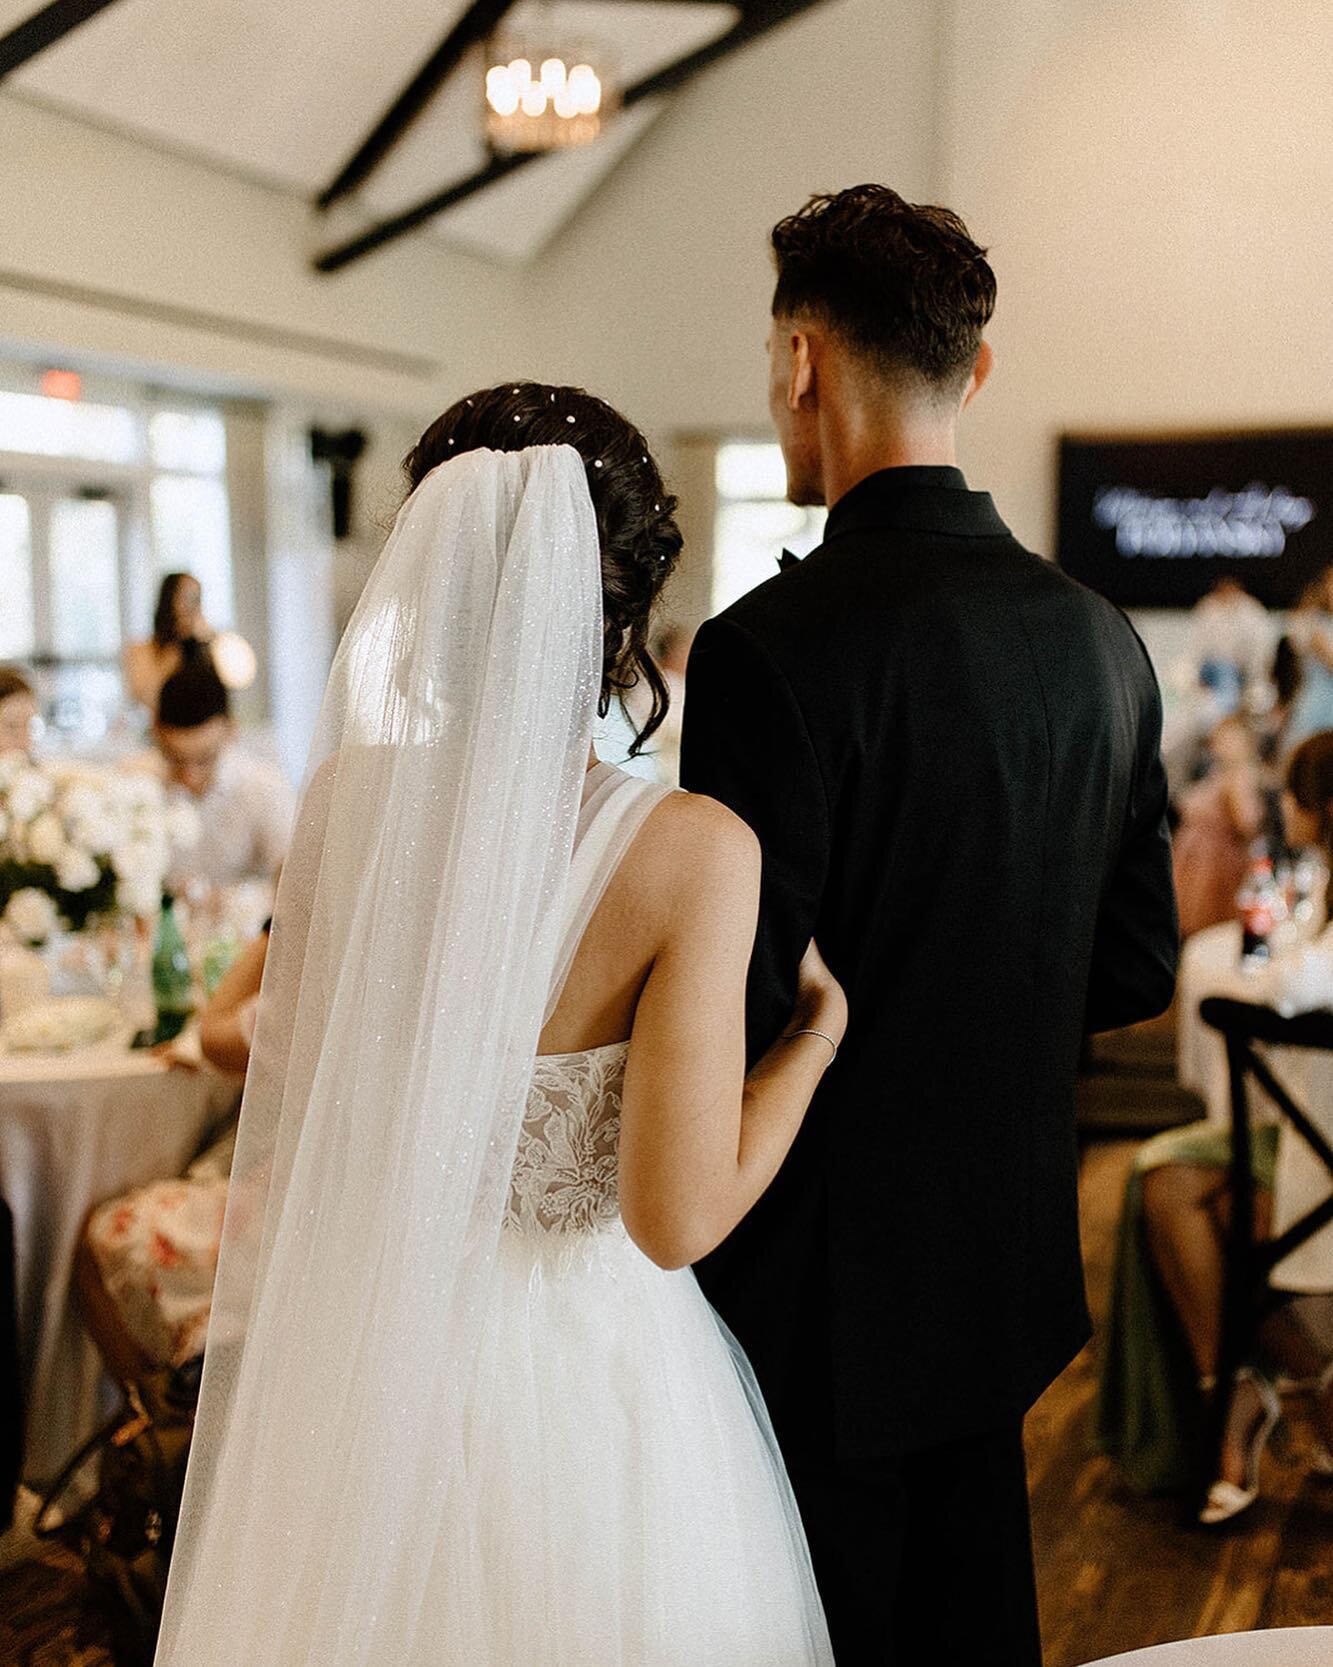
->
[[1178, 922, 1333, 1291], [0, 1026, 236, 1483], [1084, 1627, 1333, 1665]]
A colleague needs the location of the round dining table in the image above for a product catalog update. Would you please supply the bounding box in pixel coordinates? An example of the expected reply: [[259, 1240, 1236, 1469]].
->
[[0, 1022, 237, 1484], [1083, 1626, 1333, 1664], [1178, 920, 1333, 1291]]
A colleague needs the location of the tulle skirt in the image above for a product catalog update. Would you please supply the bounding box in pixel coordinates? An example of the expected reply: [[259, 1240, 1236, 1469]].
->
[[427, 1223, 833, 1665]]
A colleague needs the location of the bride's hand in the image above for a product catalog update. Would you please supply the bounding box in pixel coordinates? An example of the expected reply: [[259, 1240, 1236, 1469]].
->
[[791, 938, 847, 1045]]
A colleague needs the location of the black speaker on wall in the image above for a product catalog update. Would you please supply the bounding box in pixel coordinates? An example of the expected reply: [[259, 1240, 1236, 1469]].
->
[[310, 426, 367, 540]]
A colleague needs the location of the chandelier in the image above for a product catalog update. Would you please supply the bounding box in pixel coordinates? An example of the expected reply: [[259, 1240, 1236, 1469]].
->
[[484, 42, 615, 153]]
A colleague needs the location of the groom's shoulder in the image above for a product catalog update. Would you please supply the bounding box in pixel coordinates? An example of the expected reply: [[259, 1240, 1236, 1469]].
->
[[705, 557, 831, 651]]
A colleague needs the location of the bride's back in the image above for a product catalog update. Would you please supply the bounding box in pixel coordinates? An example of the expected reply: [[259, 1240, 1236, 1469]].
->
[[536, 778, 715, 1057]]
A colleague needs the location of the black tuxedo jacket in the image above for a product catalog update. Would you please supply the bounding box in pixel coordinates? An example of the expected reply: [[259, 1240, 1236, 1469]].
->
[[681, 466, 1178, 1461]]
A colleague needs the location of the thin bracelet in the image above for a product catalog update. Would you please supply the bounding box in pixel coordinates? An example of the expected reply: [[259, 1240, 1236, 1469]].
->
[[781, 1027, 838, 1065]]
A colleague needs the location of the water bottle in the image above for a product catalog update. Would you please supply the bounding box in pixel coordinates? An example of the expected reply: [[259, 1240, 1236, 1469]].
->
[[151, 892, 194, 1042], [1237, 856, 1286, 970]]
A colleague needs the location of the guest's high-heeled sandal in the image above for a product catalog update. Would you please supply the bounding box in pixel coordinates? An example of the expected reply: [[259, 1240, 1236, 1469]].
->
[[1310, 1358, 1333, 1478], [1199, 1367, 1282, 1526]]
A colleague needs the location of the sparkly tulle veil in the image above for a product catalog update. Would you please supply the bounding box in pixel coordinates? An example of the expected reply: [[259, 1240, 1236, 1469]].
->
[[154, 445, 603, 1664]]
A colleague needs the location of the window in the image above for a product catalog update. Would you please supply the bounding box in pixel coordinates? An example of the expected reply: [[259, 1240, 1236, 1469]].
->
[[49, 497, 121, 658], [712, 442, 826, 614], [0, 494, 35, 659], [0, 370, 236, 746], [149, 408, 227, 475], [0, 390, 138, 465], [151, 474, 234, 626]]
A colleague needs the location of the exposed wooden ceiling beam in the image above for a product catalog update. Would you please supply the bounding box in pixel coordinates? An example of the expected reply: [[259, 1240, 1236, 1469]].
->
[[0, 0, 124, 80], [317, 0, 519, 211], [311, 0, 829, 274]]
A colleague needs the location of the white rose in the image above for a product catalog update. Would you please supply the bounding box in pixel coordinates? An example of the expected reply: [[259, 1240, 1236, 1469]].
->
[[73, 804, 129, 859], [8, 768, 55, 825], [26, 810, 66, 866], [60, 780, 107, 826], [66, 817, 113, 859], [110, 772, 163, 817], [165, 800, 202, 851], [56, 847, 100, 893], [5, 887, 61, 945], [117, 873, 161, 919], [112, 831, 169, 883]]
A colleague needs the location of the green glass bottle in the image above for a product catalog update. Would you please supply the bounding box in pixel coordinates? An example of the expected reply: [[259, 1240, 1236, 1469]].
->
[[151, 892, 194, 1043]]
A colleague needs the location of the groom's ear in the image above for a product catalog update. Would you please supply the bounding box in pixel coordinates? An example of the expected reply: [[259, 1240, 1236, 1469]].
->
[[960, 339, 994, 410], [789, 330, 817, 412]]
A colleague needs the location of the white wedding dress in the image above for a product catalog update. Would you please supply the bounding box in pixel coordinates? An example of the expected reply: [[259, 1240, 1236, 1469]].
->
[[445, 762, 832, 1664], [155, 446, 829, 1667]]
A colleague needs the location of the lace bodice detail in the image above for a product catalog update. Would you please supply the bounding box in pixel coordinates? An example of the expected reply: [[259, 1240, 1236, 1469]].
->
[[505, 1041, 629, 1239]]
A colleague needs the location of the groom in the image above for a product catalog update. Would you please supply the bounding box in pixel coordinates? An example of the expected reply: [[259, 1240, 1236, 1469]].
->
[[681, 186, 1178, 1664]]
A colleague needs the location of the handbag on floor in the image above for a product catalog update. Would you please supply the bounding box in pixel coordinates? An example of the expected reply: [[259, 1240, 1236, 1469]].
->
[[35, 1355, 201, 1667]]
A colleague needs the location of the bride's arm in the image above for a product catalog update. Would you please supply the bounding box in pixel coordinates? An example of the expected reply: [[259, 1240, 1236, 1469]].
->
[[617, 793, 846, 1271]]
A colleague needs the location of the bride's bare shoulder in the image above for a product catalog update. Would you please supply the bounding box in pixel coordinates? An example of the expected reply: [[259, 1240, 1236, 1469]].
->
[[632, 790, 760, 904]]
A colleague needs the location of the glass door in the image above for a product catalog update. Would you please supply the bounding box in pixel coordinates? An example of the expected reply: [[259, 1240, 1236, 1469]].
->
[[0, 478, 131, 748], [0, 492, 36, 661]]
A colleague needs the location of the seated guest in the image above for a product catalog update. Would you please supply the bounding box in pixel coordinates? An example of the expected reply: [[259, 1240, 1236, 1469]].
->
[[1097, 732, 1333, 1519], [0, 667, 38, 759], [1286, 569, 1333, 752], [142, 647, 293, 893], [1171, 716, 1267, 938], [82, 929, 268, 1376], [1189, 577, 1274, 715], [1187, 579, 1275, 732], [123, 572, 215, 715]]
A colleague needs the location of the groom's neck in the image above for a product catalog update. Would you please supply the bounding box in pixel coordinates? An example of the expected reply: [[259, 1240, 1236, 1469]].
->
[[817, 403, 960, 511]]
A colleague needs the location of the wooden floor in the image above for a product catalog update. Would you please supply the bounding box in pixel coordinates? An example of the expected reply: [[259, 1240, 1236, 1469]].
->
[[3, 1139, 1330, 1665], [0, 1539, 116, 1666], [1030, 1139, 1333, 1666]]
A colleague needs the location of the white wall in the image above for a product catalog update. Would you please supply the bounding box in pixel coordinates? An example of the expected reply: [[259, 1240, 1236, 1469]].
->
[[0, 94, 527, 417], [941, 0, 1333, 558]]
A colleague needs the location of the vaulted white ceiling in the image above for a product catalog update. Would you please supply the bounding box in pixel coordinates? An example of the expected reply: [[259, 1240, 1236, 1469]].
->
[[1, 0, 740, 265]]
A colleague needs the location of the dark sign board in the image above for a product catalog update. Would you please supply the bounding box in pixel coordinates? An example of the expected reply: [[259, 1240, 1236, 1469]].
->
[[1056, 429, 1333, 609]]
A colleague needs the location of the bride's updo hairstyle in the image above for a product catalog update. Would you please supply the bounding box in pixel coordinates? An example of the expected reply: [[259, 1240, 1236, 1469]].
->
[[405, 383, 683, 756]]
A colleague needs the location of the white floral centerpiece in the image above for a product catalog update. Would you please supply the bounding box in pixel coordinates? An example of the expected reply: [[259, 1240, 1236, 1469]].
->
[[0, 753, 201, 946]]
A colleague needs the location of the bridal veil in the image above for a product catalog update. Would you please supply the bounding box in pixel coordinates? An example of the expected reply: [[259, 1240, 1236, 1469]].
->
[[155, 445, 603, 1664]]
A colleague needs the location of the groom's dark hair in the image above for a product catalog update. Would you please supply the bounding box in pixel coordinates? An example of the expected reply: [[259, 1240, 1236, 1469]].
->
[[771, 185, 996, 395]]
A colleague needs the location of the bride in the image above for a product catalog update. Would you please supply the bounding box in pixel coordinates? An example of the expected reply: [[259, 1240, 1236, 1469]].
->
[[154, 383, 841, 1665]]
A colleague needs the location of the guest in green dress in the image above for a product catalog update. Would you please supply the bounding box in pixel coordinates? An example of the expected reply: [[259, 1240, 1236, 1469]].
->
[[1095, 1120, 1278, 1496]]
